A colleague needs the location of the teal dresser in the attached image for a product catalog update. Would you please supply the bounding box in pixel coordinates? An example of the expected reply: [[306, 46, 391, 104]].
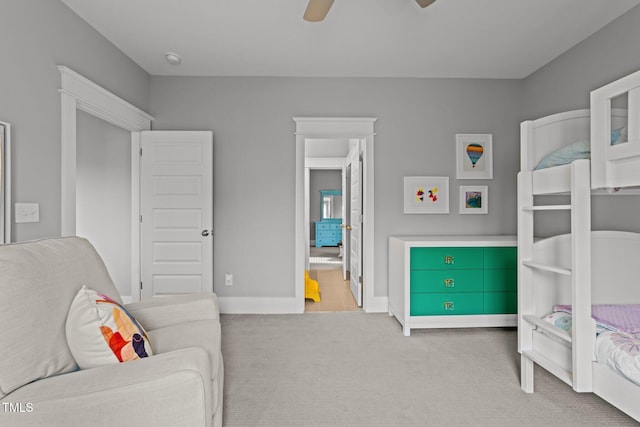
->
[[315, 219, 342, 247], [388, 236, 517, 336]]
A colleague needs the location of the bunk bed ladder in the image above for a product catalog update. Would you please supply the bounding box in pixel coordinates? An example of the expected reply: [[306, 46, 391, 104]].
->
[[569, 159, 593, 392], [517, 168, 536, 393], [518, 159, 594, 393]]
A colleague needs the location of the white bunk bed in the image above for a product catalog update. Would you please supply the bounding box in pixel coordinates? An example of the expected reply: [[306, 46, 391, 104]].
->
[[518, 69, 640, 422]]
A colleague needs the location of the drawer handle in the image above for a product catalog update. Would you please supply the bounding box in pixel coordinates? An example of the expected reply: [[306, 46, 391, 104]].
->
[[444, 301, 455, 311], [443, 278, 455, 288], [444, 255, 455, 265]]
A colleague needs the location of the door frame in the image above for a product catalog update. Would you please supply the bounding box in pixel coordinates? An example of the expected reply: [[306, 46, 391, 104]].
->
[[1, 121, 10, 244], [59, 66, 154, 302], [293, 117, 377, 313]]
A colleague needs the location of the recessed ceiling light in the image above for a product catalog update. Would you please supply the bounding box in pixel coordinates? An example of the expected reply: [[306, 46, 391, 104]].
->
[[165, 52, 181, 66]]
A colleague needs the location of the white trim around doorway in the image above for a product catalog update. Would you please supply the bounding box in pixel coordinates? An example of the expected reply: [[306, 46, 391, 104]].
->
[[59, 66, 153, 302], [294, 117, 386, 313]]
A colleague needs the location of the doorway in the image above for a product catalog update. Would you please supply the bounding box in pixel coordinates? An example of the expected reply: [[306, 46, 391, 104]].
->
[[60, 66, 153, 301], [293, 117, 376, 313], [305, 168, 357, 312]]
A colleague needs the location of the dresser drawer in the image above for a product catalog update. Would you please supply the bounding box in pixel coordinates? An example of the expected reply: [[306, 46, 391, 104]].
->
[[410, 292, 484, 316], [483, 269, 517, 292], [317, 230, 340, 238], [410, 247, 483, 270], [484, 247, 517, 269], [410, 269, 483, 293], [316, 223, 341, 231], [484, 292, 517, 314]]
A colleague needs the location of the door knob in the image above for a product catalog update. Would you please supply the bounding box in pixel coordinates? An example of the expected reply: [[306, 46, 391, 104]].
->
[[346, 225, 352, 231], [201, 230, 210, 237]]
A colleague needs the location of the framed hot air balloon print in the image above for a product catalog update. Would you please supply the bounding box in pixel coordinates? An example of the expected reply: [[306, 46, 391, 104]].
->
[[459, 186, 488, 214], [403, 176, 449, 214], [455, 134, 493, 179]]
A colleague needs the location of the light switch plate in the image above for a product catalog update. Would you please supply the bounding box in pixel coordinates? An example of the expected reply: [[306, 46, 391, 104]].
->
[[15, 203, 40, 223]]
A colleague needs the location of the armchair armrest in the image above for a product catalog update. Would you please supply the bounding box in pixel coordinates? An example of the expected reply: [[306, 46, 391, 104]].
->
[[1, 348, 212, 427], [126, 293, 220, 330]]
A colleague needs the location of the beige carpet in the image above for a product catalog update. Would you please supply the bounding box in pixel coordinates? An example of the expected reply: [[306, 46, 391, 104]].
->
[[221, 312, 637, 426]]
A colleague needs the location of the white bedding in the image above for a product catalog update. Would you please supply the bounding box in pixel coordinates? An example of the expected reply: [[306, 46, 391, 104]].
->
[[596, 331, 640, 386], [542, 310, 640, 385]]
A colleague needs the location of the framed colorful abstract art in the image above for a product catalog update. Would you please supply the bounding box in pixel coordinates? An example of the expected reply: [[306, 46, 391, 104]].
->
[[459, 185, 488, 214], [404, 176, 449, 214], [455, 134, 493, 179]]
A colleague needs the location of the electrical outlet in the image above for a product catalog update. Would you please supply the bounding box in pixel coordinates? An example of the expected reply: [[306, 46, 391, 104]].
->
[[15, 203, 40, 223], [225, 273, 233, 286]]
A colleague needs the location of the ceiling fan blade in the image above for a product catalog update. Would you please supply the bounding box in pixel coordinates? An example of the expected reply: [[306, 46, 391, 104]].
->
[[415, 0, 436, 8], [303, 0, 335, 22]]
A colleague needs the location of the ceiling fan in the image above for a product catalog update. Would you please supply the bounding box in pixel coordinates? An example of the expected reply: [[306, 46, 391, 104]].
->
[[303, 0, 436, 22]]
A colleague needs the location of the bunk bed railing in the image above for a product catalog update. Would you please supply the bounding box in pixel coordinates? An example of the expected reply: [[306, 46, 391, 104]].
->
[[591, 69, 640, 189]]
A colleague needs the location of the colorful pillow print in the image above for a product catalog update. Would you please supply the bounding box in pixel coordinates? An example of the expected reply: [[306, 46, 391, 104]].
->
[[66, 285, 153, 369]]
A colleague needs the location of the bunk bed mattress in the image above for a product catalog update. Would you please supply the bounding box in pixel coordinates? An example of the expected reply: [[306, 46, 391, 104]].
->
[[553, 304, 640, 334], [542, 305, 640, 386]]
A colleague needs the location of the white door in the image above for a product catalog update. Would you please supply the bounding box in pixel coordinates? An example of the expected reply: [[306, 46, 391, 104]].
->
[[140, 131, 213, 299], [346, 140, 362, 306], [341, 163, 350, 281]]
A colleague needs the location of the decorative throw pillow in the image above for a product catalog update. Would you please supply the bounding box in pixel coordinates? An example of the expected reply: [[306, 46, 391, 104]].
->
[[66, 286, 153, 369]]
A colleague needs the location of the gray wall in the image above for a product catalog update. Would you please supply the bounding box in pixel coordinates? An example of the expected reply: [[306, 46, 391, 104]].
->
[[149, 77, 523, 299], [6, 2, 640, 306], [1, 1, 149, 242], [522, 4, 640, 237], [310, 170, 342, 241], [76, 111, 132, 297], [523, 5, 640, 120]]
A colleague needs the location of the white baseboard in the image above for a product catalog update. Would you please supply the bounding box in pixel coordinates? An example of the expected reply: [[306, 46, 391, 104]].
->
[[365, 296, 388, 313], [218, 295, 388, 314], [218, 297, 298, 314], [121, 295, 133, 304]]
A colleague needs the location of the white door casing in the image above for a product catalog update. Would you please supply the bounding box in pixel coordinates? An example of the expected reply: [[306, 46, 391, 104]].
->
[[341, 162, 349, 281], [0, 121, 10, 244], [59, 66, 153, 302], [347, 140, 362, 306], [140, 131, 213, 299], [294, 117, 378, 313]]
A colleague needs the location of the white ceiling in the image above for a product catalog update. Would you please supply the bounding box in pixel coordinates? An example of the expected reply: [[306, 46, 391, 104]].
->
[[61, 0, 640, 79]]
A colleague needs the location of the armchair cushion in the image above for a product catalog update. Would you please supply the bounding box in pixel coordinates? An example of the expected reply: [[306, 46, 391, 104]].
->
[[126, 292, 220, 330], [66, 286, 153, 369], [147, 319, 222, 414], [0, 347, 211, 427]]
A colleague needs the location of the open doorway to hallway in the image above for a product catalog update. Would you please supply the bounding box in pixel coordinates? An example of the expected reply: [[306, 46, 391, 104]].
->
[[305, 168, 358, 312], [305, 246, 358, 312], [294, 117, 376, 314]]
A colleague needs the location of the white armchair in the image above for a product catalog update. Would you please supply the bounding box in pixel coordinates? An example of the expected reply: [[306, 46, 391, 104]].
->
[[0, 237, 223, 427]]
